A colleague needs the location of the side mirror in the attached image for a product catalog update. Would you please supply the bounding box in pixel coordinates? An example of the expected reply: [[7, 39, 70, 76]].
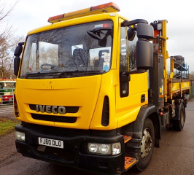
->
[[14, 57, 21, 76], [14, 42, 24, 57], [14, 42, 24, 76], [137, 23, 154, 40], [136, 24, 154, 70], [121, 19, 154, 71], [136, 39, 153, 70]]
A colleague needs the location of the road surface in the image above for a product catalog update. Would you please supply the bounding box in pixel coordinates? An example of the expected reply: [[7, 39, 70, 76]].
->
[[0, 104, 14, 117], [0, 99, 194, 175]]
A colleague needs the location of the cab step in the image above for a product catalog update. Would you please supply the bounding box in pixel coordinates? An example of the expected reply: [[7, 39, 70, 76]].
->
[[123, 135, 132, 143], [124, 157, 137, 170]]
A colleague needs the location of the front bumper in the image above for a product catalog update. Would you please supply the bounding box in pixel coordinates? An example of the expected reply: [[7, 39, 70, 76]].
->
[[15, 123, 125, 174]]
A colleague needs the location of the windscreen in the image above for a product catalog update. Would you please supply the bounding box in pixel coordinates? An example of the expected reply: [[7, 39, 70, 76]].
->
[[20, 20, 113, 79]]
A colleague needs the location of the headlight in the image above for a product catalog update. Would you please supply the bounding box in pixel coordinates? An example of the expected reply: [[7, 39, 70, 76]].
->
[[88, 143, 98, 153], [112, 142, 121, 155], [88, 142, 121, 155], [15, 131, 25, 142], [99, 144, 111, 154]]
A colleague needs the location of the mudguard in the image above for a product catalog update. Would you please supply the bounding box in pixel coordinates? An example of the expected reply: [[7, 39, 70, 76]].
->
[[123, 105, 160, 147]]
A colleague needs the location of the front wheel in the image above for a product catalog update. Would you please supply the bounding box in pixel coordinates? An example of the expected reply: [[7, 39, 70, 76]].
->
[[135, 118, 155, 171]]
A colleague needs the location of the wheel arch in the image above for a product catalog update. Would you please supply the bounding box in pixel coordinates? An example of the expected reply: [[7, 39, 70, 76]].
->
[[148, 111, 161, 147], [122, 105, 161, 148]]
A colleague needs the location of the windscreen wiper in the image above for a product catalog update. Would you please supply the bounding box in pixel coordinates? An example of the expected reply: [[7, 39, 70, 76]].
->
[[59, 70, 105, 78], [25, 72, 61, 78], [24, 70, 105, 79]]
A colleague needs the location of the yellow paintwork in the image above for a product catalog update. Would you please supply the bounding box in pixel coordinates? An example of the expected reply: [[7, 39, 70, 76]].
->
[[115, 18, 148, 128], [170, 58, 174, 79], [15, 75, 102, 129], [168, 81, 190, 98], [90, 70, 118, 130], [160, 20, 169, 102], [15, 12, 148, 130], [116, 72, 148, 128]]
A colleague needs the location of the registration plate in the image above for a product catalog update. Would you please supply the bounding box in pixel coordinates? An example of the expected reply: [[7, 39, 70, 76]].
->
[[38, 137, 64, 149]]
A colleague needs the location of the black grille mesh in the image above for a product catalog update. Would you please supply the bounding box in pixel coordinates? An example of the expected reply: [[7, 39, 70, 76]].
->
[[31, 114, 76, 123]]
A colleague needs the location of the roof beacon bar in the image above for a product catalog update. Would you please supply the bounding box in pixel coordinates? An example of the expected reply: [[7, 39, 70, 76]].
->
[[48, 2, 120, 23]]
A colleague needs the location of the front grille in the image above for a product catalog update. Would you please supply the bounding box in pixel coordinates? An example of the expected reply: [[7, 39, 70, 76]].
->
[[29, 104, 79, 113], [31, 114, 77, 123]]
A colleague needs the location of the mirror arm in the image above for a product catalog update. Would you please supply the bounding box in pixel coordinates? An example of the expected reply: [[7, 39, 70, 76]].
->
[[14, 42, 24, 57], [121, 19, 148, 27], [87, 27, 112, 40], [18, 42, 24, 46]]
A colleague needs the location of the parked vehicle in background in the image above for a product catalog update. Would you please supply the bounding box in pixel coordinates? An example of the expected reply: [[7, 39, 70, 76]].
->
[[0, 80, 16, 104]]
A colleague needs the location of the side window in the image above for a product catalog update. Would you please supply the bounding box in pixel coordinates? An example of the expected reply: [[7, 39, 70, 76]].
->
[[120, 27, 138, 72]]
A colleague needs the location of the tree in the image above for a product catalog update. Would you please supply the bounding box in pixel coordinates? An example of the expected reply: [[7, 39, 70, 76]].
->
[[0, 0, 18, 78], [0, 0, 16, 21]]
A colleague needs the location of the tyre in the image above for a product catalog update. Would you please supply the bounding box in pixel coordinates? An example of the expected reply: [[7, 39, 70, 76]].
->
[[134, 118, 155, 171], [173, 104, 185, 131]]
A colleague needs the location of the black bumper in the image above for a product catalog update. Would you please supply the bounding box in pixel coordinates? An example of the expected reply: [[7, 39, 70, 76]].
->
[[15, 123, 125, 174]]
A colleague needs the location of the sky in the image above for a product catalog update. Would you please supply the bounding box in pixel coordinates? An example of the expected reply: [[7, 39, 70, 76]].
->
[[2, 0, 194, 71]]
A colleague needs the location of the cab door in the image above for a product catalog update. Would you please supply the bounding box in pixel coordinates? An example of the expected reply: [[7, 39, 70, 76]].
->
[[115, 18, 148, 128]]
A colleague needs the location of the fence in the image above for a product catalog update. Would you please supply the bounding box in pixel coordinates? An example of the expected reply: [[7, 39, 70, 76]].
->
[[190, 81, 194, 98], [0, 88, 15, 105]]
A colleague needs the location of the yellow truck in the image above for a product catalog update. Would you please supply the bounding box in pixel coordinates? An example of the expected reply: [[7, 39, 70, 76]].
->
[[13, 2, 190, 174]]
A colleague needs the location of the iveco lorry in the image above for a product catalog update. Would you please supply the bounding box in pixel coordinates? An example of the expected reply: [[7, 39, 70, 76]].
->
[[13, 2, 190, 174]]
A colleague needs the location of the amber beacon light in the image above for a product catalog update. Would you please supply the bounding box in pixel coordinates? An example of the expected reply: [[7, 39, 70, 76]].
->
[[48, 2, 120, 23]]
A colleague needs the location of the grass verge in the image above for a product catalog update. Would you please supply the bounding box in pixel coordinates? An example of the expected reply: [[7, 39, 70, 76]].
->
[[0, 118, 20, 137]]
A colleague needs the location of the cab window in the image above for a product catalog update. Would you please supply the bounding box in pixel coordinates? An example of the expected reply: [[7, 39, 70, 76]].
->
[[120, 27, 138, 72]]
